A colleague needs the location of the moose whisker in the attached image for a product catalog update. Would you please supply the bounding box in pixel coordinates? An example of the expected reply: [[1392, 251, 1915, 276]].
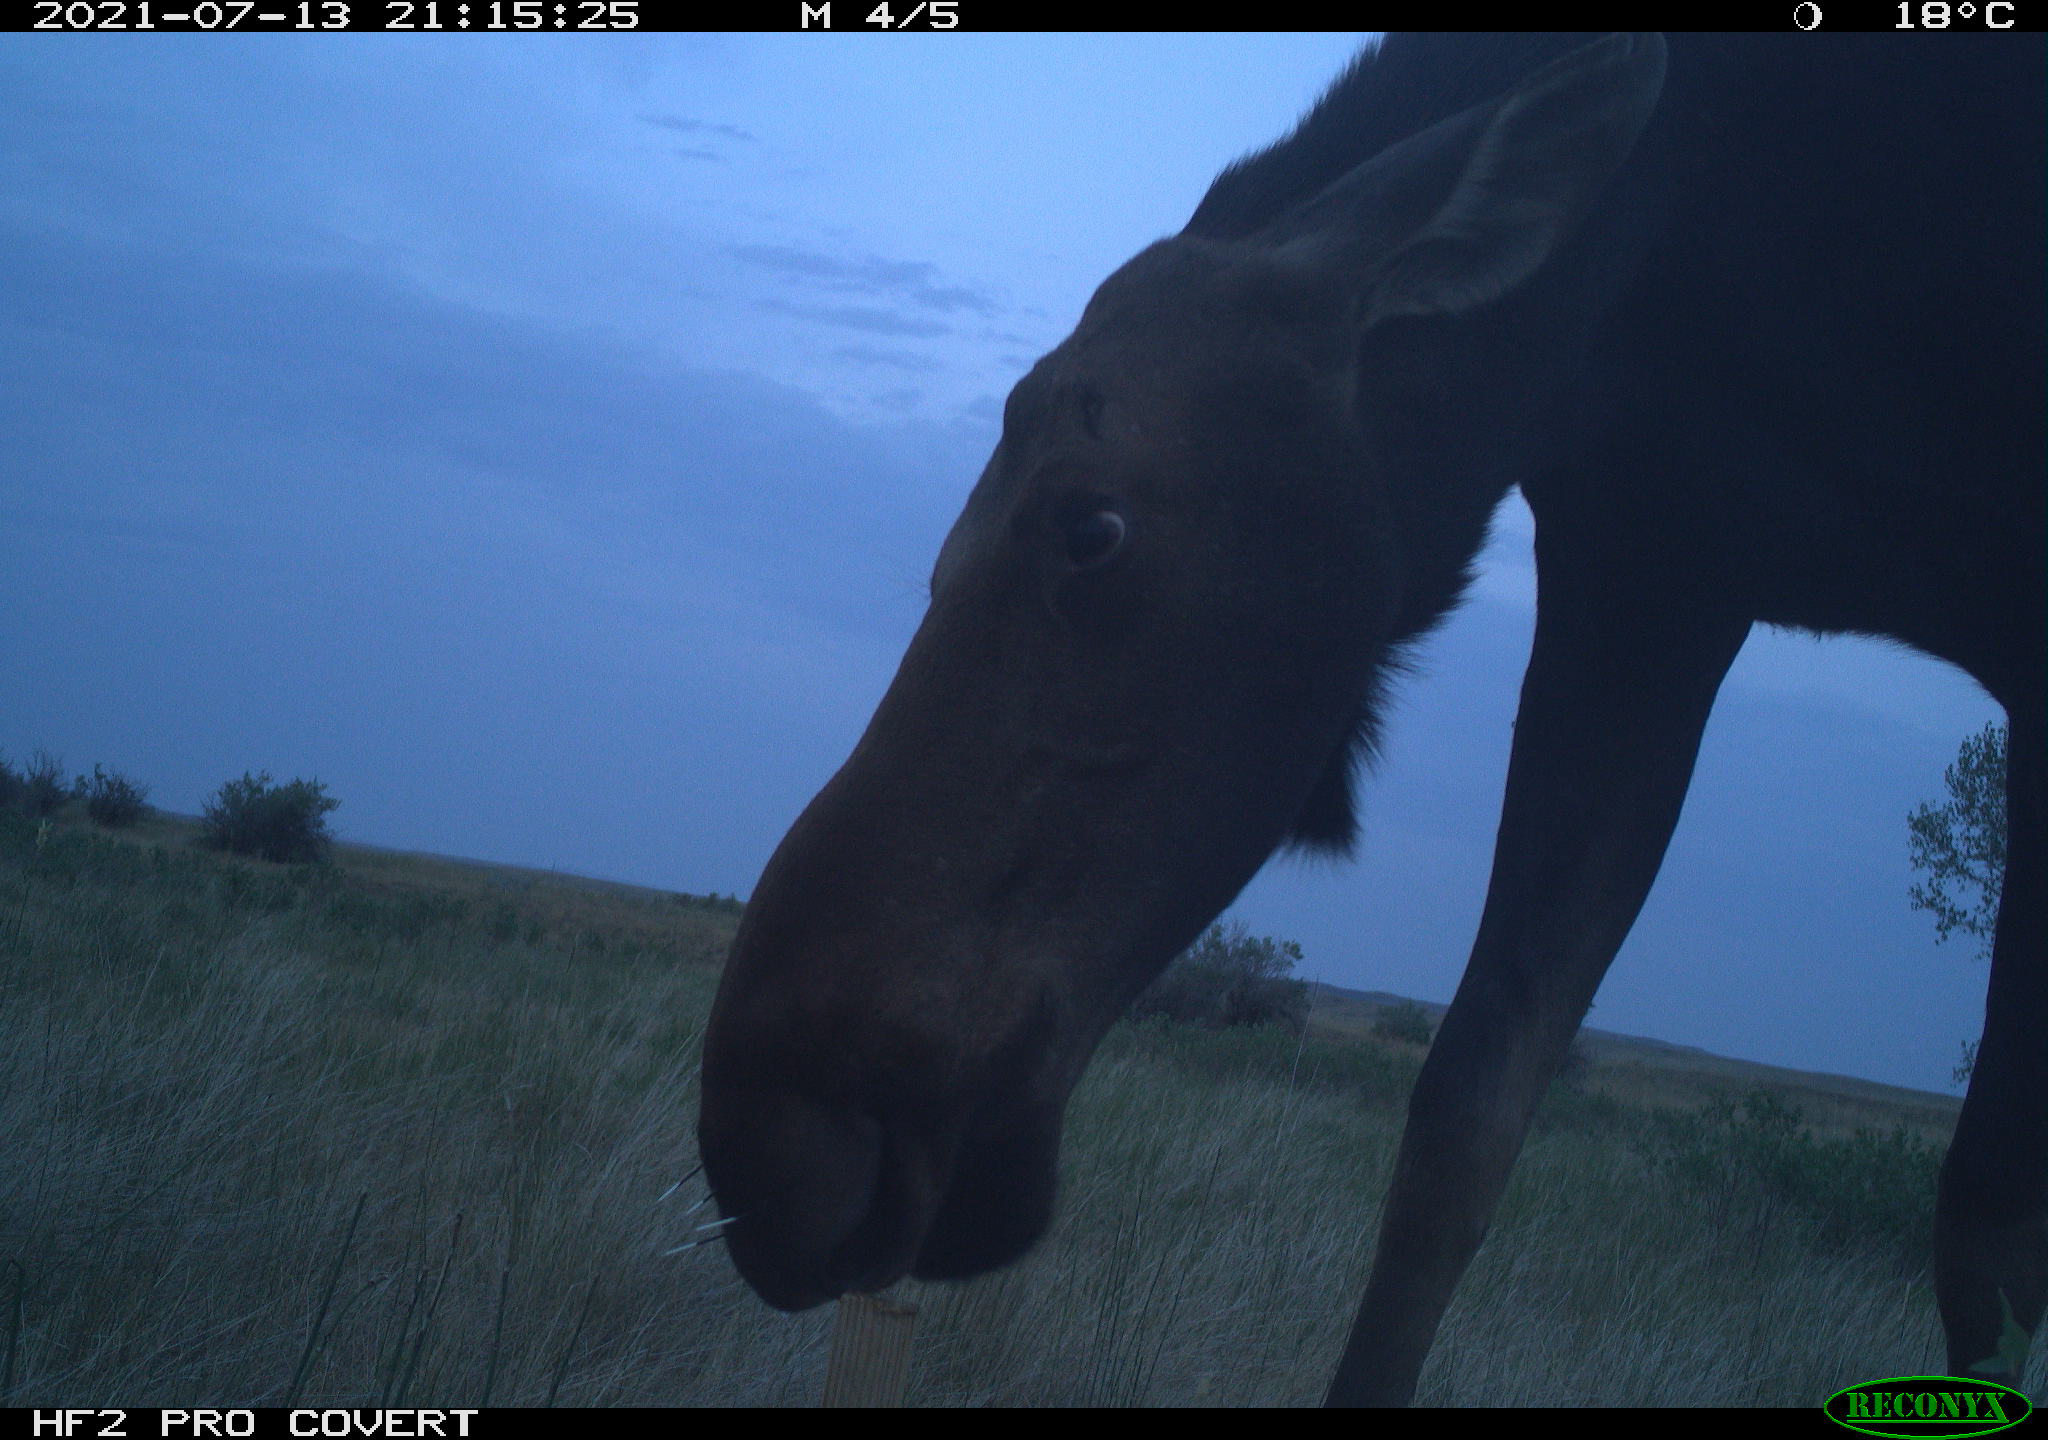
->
[[656, 1163, 705, 1205], [663, 1222, 737, 1257]]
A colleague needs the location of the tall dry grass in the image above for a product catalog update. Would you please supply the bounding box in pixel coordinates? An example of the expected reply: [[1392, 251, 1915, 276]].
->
[[0, 810, 2026, 1405]]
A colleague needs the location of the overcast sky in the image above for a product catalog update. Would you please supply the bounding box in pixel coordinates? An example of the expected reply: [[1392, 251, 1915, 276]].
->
[[0, 33, 2008, 1094]]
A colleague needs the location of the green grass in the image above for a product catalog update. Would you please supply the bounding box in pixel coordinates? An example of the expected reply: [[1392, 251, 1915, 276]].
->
[[0, 809, 2028, 1405]]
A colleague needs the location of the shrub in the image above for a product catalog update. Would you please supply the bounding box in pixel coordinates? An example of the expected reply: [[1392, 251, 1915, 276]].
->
[[23, 749, 68, 818], [670, 890, 746, 915], [85, 764, 152, 828], [1554, 1034, 1594, 1087], [0, 753, 21, 809], [1130, 921, 1310, 1032], [202, 771, 340, 863], [1371, 1000, 1436, 1046], [1638, 1088, 1940, 1269]]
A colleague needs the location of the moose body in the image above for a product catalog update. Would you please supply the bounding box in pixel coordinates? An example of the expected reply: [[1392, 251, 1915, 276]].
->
[[699, 34, 2045, 1403]]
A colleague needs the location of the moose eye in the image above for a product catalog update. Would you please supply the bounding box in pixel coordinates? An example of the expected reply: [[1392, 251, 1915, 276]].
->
[[1061, 508, 1126, 568]]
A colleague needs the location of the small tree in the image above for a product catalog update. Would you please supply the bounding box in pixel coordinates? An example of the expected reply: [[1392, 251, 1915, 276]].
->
[[1132, 921, 1310, 1031], [84, 765, 151, 828], [202, 771, 340, 863], [0, 754, 22, 810], [1372, 1000, 1436, 1047], [1908, 722, 2007, 1083], [22, 749, 68, 819], [1909, 722, 2007, 960]]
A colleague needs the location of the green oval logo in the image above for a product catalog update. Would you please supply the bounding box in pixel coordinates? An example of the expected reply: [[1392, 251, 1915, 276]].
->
[[1825, 1375, 2032, 1439]]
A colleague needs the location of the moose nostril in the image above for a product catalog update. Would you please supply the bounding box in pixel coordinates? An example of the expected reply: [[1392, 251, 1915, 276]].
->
[[1062, 508, 1126, 567]]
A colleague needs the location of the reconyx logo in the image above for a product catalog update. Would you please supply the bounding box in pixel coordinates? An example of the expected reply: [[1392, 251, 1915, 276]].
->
[[1825, 1376, 2032, 1438]]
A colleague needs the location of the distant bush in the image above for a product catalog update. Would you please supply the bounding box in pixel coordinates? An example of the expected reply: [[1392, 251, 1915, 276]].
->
[[0, 754, 22, 810], [1131, 921, 1310, 1032], [1554, 1034, 1594, 1087], [202, 771, 340, 863], [670, 890, 746, 916], [23, 749, 69, 819], [85, 765, 151, 828], [1372, 1000, 1436, 1047], [1639, 1088, 1940, 1268]]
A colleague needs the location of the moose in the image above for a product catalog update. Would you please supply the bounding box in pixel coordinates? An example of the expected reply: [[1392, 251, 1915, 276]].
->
[[699, 33, 2043, 1403]]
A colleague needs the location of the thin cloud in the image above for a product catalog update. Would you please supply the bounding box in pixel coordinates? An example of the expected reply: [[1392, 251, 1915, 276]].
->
[[755, 297, 949, 338], [834, 345, 941, 372], [731, 243, 998, 317], [640, 114, 756, 142]]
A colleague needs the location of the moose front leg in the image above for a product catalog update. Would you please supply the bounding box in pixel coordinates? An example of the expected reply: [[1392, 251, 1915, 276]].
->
[[1326, 535, 1749, 1407]]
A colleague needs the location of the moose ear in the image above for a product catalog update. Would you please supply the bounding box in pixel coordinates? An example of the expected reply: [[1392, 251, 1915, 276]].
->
[[1277, 33, 1667, 329]]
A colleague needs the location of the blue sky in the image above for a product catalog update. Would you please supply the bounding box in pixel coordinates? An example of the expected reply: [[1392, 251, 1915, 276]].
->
[[0, 33, 2006, 1093]]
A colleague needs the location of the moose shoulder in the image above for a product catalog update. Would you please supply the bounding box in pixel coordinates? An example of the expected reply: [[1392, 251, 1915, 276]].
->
[[699, 33, 2044, 1404]]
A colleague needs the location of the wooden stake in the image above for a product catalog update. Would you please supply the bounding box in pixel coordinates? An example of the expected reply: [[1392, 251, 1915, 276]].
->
[[821, 1292, 918, 1407]]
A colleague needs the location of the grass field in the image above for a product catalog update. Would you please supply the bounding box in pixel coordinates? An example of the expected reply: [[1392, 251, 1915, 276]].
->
[[0, 807, 2029, 1406]]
